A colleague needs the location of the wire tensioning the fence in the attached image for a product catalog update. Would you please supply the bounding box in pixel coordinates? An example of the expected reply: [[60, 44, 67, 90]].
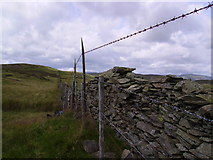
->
[[75, 2, 213, 65], [84, 98, 146, 159], [65, 78, 213, 123], [85, 96, 169, 158], [70, 3, 213, 156], [100, 80, 213, 123], [102, 112, 146, 159], [75, 79, 212, 159], [101, 108, 170, 158]]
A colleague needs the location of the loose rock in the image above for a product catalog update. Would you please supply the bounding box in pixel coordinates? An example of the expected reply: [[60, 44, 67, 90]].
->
[[82, 140, 98, 153]]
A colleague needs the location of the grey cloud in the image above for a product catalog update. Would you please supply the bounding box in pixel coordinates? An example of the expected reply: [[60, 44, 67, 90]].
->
[[131, 2, 206, 43], [2, 3, 77, 35], [77, 2, 140, 18], [1, 2, 211, 76]]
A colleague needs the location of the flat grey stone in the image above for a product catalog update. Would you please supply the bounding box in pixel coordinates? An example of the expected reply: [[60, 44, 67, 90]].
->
[[196, 142, 212, 157], [183, 152, 197, 159], [190, 149, 210, 159], [136, 121, 156, 135], [157, 133, 179, 155], [199, 137, 213, 143], [176, 129, 201, 146], [117, 78, 131, 84], [176, 143, 188, 152], [179, 118, 191, 129], [126, 84, 141, 92], [121, 149, 131, 159]]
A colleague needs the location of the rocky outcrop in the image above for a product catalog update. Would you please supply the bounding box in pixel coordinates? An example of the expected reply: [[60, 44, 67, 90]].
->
[[86, 67, 213, 159], [100, 66, 136, 78]]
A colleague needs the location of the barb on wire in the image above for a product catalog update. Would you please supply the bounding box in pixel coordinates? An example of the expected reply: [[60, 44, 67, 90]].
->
[[102, 112, 146, 159], [83, 2, 212, 54], [100, 80, 213, 123]]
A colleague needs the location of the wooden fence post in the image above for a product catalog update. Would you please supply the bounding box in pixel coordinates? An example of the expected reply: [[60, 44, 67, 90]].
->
[[99, 76, 104, 159], [81, 38, 87, 113], [81, 82, 84, 117], [75, 80, 78, 110], [72, 59, 77, 109], [62, 84, 66, 112], [67, 87, 71, 109]]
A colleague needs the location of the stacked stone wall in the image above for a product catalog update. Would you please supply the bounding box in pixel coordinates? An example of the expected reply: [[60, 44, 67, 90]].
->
[[86, 67, 213, 159]]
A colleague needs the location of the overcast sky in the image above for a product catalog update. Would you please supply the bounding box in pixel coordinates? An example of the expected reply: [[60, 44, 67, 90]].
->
[[1, 1, 212, 76]]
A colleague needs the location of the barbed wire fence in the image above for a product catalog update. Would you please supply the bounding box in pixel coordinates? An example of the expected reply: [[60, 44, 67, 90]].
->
[[86, 77, 213, 158], [102, 111, 146, 159], [65, 2, 213, 159], [79, 92, 148, 159], [75, 2, 213, 65]]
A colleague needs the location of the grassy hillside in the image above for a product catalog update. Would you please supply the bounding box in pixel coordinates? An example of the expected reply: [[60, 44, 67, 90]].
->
[[3, 111, 128, 158], [2, 63, 93, 112], [2, 63, 128, 158]]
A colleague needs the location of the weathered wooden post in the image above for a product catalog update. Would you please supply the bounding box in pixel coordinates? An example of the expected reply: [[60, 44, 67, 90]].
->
[[81, 82, 84, 117], [62, 84, 66, 112], [67, 87, 71, 109], [81, 38, 87, 113], [99, 76, 104, 159], [75, 79, 78, 110], [71, 59, 77, 109]]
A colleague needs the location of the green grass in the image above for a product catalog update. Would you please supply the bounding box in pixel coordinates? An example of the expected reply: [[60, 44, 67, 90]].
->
[[2, 63, 93, 112], [58, 69, 93, 88], [2, 63, 128, 158], [3, 111, 129, 158], [3, 78, 60, 111], [202, 84, 213, 92]]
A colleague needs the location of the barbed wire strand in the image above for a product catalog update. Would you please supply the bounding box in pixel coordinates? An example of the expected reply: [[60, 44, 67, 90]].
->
[[86, 100, 168, 158], [75, 2, 212, 66], [84, 3, 213, 54], [76, 98, 146, 158], [76, 54, 82, 64], [102, 112, 146, 159], [72, 82, 211, 158], [67, 79, 213, 123]]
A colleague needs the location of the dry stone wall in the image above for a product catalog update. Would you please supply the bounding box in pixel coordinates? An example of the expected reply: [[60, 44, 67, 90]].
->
[[86, 67, 213, 159]]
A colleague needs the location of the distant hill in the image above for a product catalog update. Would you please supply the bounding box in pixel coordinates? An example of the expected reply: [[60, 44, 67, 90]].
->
[[87, 71, 212, 81], [86, 72, 100, 77], [178, 74, 212, 81], [137, 73, 211, 81], [2, 63, 93, 111], [195, 80, 212, 85], [2, 63, 66, 111]]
